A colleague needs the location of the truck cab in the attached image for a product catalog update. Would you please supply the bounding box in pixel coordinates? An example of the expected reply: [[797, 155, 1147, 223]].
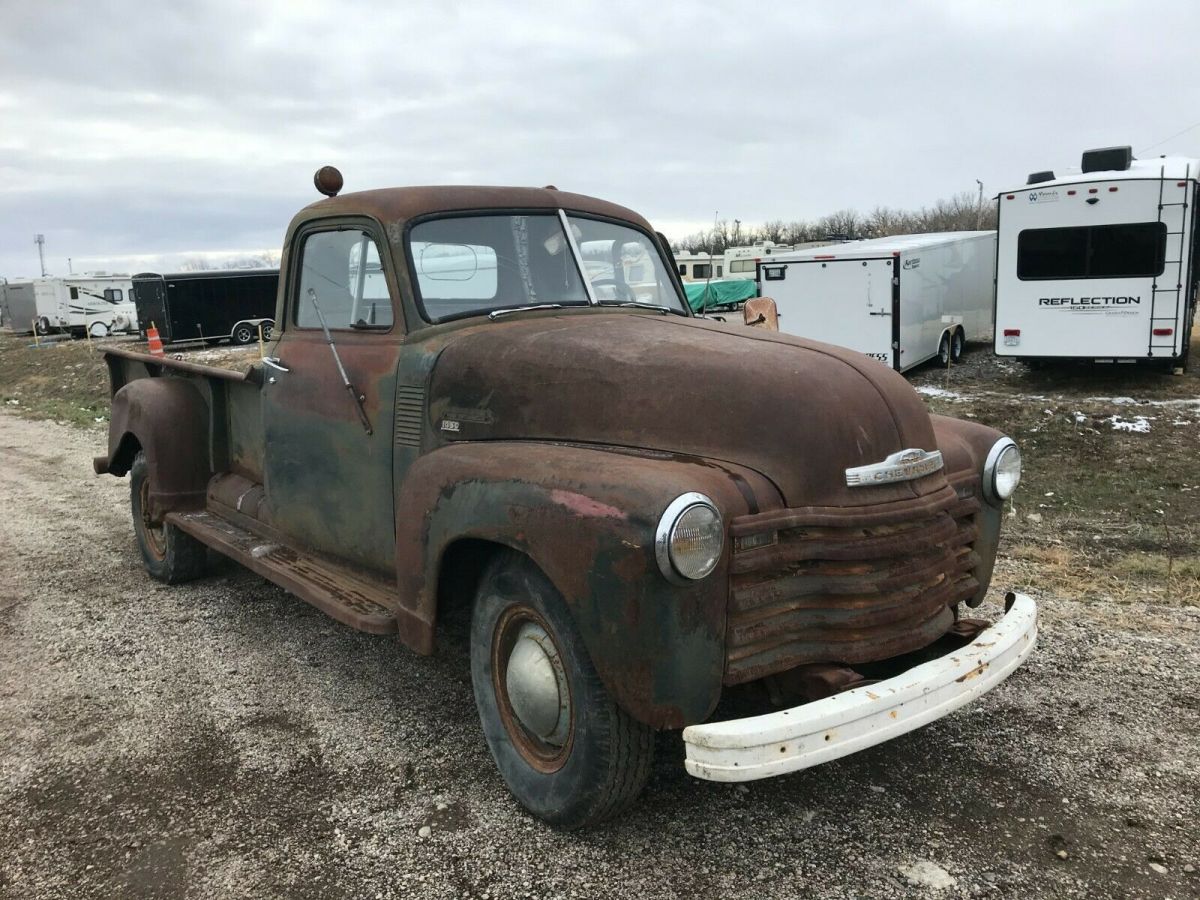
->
[[95, 170, 1036, 828]]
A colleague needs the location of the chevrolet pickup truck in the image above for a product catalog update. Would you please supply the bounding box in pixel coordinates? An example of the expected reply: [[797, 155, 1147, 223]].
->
[[95, 168, 1037, 829]]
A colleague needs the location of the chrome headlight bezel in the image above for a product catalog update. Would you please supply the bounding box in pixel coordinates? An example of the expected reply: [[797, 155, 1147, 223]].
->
[[983, 437, 1021, 504], [655, 492, 724, 584]]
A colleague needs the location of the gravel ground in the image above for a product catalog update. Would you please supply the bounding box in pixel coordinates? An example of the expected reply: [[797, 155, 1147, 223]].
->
[[1, 412, 1198, 900]]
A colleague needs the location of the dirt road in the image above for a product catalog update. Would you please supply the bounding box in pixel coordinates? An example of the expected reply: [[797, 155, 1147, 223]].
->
[[1, 412, 1197, 899]]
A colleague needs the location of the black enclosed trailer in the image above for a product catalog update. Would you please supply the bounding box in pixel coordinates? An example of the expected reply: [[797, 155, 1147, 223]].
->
[[130, 269, 278, 344]]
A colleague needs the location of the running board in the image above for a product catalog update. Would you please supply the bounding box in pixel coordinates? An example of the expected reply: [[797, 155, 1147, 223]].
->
[[167, 510, 398, 635]]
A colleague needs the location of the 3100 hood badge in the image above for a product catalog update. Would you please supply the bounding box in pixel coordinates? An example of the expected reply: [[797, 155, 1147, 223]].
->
[[845, 448, 944, 487]]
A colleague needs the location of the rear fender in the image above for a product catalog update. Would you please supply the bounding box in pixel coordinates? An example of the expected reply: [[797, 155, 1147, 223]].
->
[[394, 441, 775, 729], [97, 377, 211, 520]]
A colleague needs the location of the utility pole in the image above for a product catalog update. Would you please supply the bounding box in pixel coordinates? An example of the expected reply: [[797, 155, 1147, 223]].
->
[[975, 180, 984, 229], [34, 234, 46, 276], [68, 257, 73, 274]]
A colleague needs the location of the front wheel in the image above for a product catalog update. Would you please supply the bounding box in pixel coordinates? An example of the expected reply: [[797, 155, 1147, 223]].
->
[[231, 322, 256, 345], [470, 552, 654, 829], [130, 451, 207, 583]]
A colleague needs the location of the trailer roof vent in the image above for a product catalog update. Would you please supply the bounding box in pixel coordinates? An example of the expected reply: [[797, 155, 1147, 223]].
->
[[1081, 146, 1133, 174], [1026, 170, 1056, 185]]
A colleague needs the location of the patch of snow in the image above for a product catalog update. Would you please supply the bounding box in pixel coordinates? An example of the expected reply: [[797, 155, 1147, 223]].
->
[[1109, 415, 1151, 433], [1073, 412, 1087, 424], [915, 386, 964, 400]]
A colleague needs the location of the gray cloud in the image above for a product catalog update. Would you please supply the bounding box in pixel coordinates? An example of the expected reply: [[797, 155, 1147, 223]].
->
[[2, 0, 1199, 277]]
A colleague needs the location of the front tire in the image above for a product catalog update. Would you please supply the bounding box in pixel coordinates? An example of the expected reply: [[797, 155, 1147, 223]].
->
[[231, 322, 255, 345], [470, 552, 654, 829], [130, 451, 206, 583], [937, 332, 951, 367]]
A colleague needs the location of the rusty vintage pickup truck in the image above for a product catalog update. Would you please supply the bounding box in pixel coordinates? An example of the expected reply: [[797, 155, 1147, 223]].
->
[[95, 168, 1036, 828]]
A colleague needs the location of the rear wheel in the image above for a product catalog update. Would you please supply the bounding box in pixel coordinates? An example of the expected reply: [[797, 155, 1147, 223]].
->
[[950, 328, 965, 362], [130, 451, 206, 583], [89, 322, 109, 338], [470, 552, 654, 829]]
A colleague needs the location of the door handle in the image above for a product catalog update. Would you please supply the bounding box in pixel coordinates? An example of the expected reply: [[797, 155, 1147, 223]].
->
[[262, 357, 290, 373]]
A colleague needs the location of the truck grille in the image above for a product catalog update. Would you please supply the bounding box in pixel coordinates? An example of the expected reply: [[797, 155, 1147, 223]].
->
[[725, 484, 980, 685]]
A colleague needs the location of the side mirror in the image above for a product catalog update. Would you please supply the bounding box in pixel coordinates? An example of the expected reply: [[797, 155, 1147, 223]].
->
[[743, 297, 780, 331]]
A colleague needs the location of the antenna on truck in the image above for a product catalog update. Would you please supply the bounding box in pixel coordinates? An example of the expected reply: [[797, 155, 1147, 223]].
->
[[307, 287, 373, 435]]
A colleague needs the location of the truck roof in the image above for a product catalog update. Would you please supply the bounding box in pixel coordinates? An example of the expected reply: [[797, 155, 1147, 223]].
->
[[770, 231, 995, 261], [296, 185, 652, 232], [999, 155, 1199, 194]]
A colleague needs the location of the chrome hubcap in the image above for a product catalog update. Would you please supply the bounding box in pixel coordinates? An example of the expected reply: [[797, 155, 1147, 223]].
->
[[504, 621, 570, 747]]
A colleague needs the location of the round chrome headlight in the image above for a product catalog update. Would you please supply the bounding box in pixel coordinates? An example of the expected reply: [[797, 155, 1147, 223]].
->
[[655, 493, 724, 583], [983, 438, 1022, 504]]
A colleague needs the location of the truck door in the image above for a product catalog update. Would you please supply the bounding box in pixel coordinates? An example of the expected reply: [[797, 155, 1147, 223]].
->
[[261, 223, 402, 575]]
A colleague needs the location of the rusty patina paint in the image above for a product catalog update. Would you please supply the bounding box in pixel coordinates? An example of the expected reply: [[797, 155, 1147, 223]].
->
[[97, 182, 1015, 732]]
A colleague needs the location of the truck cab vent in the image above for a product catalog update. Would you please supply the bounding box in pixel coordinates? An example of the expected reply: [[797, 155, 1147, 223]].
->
[[1026, 170, 1056, 185], [394, 385, 425, 447], [1081, 146, 1133, 174]]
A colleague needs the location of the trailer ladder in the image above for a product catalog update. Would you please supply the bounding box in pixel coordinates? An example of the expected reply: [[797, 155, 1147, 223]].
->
[[1149, 163, 1191, 357]]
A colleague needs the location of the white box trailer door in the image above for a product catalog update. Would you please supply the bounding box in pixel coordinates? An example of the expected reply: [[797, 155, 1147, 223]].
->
[[995, 179, 1192, 359], [766, 256, 896, 366]]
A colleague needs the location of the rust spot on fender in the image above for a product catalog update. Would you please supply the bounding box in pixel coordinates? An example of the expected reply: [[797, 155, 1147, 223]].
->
[[549, 489, 627, 520]]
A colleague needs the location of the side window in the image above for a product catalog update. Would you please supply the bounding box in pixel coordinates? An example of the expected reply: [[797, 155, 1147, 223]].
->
[[677, 264, 686, 276], [70, 287, 79, 300], [103, 288, 123, 302], [295, 228, 394, 329], [693, 263, 712, 279]]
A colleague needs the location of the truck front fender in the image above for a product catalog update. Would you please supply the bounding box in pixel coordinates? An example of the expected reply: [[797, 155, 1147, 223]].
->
[[394, 442, 774, 729], [95, 377, 211, 519]]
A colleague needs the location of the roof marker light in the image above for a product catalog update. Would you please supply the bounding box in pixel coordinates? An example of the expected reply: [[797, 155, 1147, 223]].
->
[[1108, 186, 1118, 192], [1005, 194, 1014, 200], [1088, 188, 1098, 194], [1067, 190, 1077, 196], [1178, 181, 1188, 187], [1153, 328, 1174, 336], [814, 255, 835, 260], [1003, 328, 1020, 337]]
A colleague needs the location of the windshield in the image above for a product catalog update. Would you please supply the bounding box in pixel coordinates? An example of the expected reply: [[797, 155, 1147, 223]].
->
[[407, 212, 686, 322], [567, 215, 686, 312]]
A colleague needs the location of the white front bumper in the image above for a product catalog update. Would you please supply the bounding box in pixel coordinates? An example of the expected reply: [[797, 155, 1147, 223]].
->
[[683, 592, 1038, 782]]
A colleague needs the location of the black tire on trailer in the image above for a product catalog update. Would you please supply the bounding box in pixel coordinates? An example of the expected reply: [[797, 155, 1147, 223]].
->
[[950, 328, 965, 363], [89, 322, 110, 338], [130, 450, 207, 584], [231, 322, 255, 345], [260, 320, 274, 341], [937, 332, 951, 367], [470, 551, 655, 829], [35, 316, 51, 335]]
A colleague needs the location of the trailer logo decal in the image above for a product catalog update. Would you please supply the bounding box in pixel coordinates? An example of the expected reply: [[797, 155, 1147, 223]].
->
[[902, 257, 921, 270], [1038, 296, 1141, 310], [1027, 189, 1060, 203], [845, 448, 943, 487]]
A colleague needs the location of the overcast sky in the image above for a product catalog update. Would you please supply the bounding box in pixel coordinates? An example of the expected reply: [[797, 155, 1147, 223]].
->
[[2, 0, 1199, 278]]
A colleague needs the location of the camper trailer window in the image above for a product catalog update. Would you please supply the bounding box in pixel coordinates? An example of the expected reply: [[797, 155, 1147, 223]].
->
[[103, 289, 123, 302], [730, 259, 756, 274], [1017, 222, 1166, 280], [693, 264, 712, 279], [70, 287, 79, 300]]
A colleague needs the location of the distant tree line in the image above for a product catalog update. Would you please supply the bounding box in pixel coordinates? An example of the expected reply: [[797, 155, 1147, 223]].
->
[[670, 191, 998, 254]]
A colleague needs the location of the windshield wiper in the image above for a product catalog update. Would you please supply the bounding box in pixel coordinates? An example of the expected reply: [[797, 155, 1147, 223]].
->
[[598, 300, 686, 316], [488, 303, 564, 320]]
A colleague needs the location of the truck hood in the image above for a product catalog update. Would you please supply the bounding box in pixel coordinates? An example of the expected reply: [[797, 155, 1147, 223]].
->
[[427, 312, 942, 508]]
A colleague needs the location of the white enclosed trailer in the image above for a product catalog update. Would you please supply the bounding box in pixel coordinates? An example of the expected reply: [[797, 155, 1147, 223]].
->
[[757, 231, 996, 372], [994, 146, 1198, 370], [5, 275, 137, 336]]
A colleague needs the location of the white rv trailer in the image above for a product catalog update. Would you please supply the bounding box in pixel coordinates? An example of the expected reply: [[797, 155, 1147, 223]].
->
[[758, 231, 996, 373], [674, 250, 722, 282], [995, 146, 1198, 370], [723, 241, 793, 280], [4, 275, 137, 336]]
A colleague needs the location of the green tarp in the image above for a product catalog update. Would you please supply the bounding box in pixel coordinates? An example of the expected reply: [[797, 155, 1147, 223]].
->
[[682, 279, 758, 312]]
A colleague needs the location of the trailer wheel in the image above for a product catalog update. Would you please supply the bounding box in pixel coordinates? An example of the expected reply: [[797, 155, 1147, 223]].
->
[[89, 322, 109, 338], [950, 328, 965, 363], [260, 321, 274, 341], [35, 316, 51, 335], [937, 332, 951, 367], [130, 451, 207, 584], [231, 322, 255, 345], [470, 551, 654, 829]]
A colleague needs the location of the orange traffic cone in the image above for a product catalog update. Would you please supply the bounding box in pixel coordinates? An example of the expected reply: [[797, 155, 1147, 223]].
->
[[147, 322, 165, 358]]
